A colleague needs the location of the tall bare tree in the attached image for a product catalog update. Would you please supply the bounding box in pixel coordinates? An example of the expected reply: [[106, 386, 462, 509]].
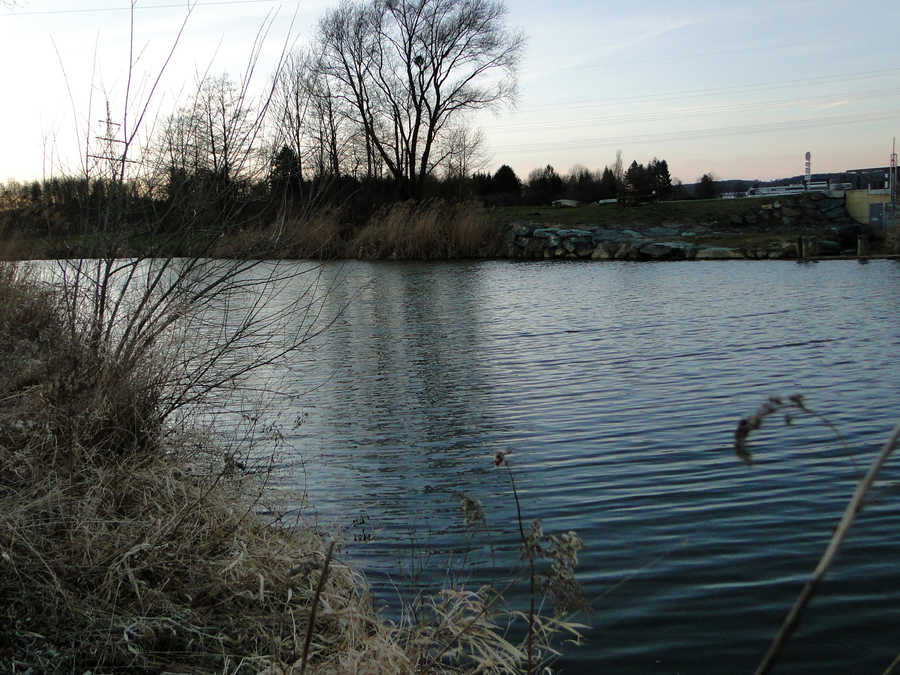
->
[[440, 123, 486, 181], [317, 0, 523, 196]]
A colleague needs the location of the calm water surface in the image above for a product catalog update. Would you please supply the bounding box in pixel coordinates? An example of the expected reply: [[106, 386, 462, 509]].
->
[[263, 259, 900, 673]]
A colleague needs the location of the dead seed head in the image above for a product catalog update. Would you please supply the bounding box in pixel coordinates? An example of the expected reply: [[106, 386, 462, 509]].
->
[[734, 393, 809, 465], [457, 492, 485, 526]]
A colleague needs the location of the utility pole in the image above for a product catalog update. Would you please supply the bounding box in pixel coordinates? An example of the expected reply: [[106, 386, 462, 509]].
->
[[891, 137, 897, 206], [88, 101, 137, 178]]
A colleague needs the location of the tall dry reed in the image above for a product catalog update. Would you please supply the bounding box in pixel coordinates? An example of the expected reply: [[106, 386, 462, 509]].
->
[[352, 199, 503, 260]]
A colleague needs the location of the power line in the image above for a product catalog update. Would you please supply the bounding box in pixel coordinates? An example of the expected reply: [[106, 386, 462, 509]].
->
[[1, 0, 275, 17], [484, 87, 900, 134], [491, 109, 900, 155], [513, 67, 900, 115]]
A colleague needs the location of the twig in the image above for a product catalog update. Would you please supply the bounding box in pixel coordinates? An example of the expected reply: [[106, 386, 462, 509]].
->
[[503, 459, 534, 675], [299, 540, 334, 675], [755, 421, 900, 675]]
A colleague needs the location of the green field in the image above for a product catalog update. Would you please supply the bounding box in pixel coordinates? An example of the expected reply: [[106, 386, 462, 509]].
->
[[491, 197, 784, 228]]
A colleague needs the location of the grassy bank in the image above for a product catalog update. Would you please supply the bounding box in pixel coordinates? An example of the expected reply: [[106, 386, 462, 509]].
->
[[491, 196, 784, 228], [1, 199, 507, 262], [0, 264, 584, 673], [5, 193, 867, 263]]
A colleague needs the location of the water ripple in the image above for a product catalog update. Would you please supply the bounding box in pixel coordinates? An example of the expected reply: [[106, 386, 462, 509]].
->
[[269, 259, 900, 673]]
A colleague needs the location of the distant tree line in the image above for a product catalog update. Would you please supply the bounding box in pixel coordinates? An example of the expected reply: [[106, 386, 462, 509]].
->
[[0, 0, 728, 242], [0, 150, 728, 241], [470, 155, 683, 207]]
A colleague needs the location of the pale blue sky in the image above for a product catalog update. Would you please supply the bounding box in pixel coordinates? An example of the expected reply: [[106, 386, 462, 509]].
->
[[1, 0, 898, 184]]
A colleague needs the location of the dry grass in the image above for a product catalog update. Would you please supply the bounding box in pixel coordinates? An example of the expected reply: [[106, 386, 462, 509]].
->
[[351, 200, 503, 260], [492, 196, 785, 228], [0, 264, 396, 673], [213, 209, 348, 260], [0, 227, 27, 262], [0, 264, 586, 673], [214, 199, 503, 261]]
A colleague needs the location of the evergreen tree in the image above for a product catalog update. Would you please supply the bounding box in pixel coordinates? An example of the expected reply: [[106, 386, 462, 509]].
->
[[649, 158, 672, 199], [270, 145, 303, 202], [492, 164, 521, 196], [471, 171, 494, 196], [696, 173, 718, 199], [525, 165, 564, 204], [625, 161, 652, 196], [598, 166, 618, 198]]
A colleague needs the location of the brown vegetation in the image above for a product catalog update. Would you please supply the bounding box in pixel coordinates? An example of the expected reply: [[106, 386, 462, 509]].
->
[[207, 199, 504, 261], [350, 200, 504, 260], [0, 265, 585, 673]]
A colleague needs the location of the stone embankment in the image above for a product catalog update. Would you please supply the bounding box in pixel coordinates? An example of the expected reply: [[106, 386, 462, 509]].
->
[[504, 195, 862, 261]]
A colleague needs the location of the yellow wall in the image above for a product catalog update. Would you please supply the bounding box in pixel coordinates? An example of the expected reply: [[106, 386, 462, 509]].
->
[[846, 189, 892, 224]]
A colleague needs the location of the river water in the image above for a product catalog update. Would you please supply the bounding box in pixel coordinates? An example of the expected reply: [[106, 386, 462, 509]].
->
[[245, 259, 899, 672]]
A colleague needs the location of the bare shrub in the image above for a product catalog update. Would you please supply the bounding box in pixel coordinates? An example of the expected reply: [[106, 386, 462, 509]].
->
[[0, 4, 586, 672]]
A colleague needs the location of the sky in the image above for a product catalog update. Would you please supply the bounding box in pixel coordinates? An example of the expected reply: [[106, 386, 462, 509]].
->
[[1, 0, 898, 185]]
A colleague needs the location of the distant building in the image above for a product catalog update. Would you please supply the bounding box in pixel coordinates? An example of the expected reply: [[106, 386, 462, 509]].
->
[[746, 181, 832, 197], [845, 167, 891, 190]]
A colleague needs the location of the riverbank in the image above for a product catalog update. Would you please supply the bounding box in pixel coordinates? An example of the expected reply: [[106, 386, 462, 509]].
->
[[0, 264, 583, 673], [499, 192, 883, 261], [1, 193, 892, 262]]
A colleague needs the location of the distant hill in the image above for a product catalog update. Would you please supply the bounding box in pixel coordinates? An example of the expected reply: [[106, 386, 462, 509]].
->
[[685, 168, 889, 195]]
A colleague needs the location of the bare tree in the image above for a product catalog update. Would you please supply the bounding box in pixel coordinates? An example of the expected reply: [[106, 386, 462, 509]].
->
[[273, 51, 314, 179], [317, 0, 524, 197], [50, 4, 340, 435], [612, 149, 625, 186], [149, 67, 278, 234], [440, 123, 486, 181]]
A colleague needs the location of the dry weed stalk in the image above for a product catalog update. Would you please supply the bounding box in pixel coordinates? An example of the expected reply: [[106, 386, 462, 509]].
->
[[491, 450, 588, 674], [3, 2, 577, 672], [734, 395, 900, 674], [0, 266, 388, 673], [1, 262, 589, 673]]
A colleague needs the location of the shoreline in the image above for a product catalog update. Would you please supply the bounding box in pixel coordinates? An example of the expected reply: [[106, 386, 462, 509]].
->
[[0, 262, 586, 673], [2, 193, 895, 263]]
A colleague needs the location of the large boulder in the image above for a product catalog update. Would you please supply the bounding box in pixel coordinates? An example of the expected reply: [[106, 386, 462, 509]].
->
[[523, 238, 545, 258], [591, 243, 613, 260], [696, 246, 745, 260], [531, 227, 556, 239], [614, 242, 640, 260], [639, 242, 676, 260], [556, 228, 594, 238], [639, 241, 697, 260], [510, 222, 536, 236], [514, 236, 531, 248], [591, 228, 623, 243], [646, 225, 680, 237]]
